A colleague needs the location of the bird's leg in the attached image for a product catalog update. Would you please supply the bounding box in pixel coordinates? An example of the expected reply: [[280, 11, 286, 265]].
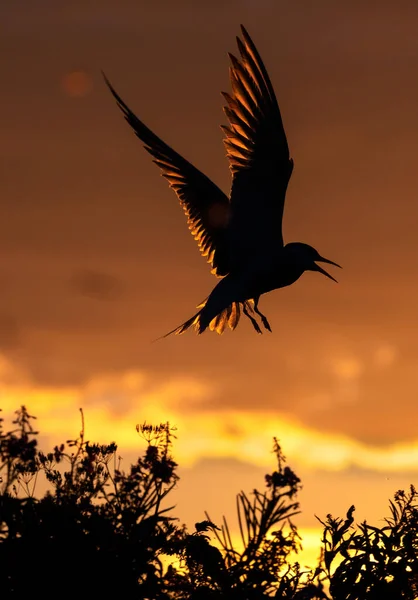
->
[[243, 302, 262, 334], [253, 296, 272, 332]]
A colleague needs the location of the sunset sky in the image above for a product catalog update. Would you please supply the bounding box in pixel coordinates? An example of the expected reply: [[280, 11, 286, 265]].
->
[[2, 0, 418, 566]]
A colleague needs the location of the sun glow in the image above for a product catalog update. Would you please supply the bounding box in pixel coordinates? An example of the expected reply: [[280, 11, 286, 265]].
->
[[61, 70, 92, 97]]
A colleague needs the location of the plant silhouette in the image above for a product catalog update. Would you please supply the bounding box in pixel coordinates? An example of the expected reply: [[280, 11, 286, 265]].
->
[[0, 407, 417, 599]]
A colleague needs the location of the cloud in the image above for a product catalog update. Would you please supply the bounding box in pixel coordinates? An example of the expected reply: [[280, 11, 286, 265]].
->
[[1, 353, 414, 571], [332, 357, 363, 380], [70, 269, 124, 301], [373, 344, 398, 369], [0, 355, 417, 477], [0, 315, 21, 351]]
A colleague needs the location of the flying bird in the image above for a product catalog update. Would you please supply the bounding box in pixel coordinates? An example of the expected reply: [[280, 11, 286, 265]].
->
[[103, 25, 341, 336]]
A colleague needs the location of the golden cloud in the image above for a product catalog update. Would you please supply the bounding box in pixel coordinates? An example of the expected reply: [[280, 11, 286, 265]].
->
[[0, 355, 416, 476]]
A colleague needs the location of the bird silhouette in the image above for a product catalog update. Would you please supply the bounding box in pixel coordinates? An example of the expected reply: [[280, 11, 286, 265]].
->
[[103, 25, 341, 336]]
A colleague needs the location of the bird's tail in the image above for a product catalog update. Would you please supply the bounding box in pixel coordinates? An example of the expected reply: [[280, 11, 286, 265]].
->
[[161, 298, 255, 338]]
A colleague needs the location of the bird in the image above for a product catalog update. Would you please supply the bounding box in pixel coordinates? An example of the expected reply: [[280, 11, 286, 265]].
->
[[103, 25, 341, 336]]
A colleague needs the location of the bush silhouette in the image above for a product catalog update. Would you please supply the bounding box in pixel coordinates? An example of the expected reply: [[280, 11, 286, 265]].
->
[[0, 406, 417, 599]]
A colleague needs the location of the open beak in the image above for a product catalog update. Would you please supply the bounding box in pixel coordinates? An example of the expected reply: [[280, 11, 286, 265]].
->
[[314, 256, 342, 283]]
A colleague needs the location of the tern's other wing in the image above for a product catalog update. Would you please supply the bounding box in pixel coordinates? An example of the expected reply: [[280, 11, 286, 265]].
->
[[103, 74, 230, 276], [222, 26, 294, 265]]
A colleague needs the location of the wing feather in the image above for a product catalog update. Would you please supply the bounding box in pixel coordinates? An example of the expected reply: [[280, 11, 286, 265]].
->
[[222, 26, 294, 265], [103, 73, 231, 276]]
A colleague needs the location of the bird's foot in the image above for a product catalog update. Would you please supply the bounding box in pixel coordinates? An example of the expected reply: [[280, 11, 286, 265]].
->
[[250, 317, 263, 335], [261, 316, 272, 332], [243, 305, 262, 334], [253, 303, 272, 333]]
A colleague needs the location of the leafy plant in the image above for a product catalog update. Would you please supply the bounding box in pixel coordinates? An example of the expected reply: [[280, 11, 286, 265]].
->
[[318, 487, 418, 599], [0, 406, 416, 599]]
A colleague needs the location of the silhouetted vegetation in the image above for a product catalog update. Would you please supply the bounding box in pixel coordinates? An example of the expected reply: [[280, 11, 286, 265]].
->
[[0, 406, 417, 599]]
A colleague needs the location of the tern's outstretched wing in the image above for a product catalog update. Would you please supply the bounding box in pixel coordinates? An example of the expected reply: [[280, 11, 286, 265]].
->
[[222, 26, 294, 266], [103, 74, 231, 276]]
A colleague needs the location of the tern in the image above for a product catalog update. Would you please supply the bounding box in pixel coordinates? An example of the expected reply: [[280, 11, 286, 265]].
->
[[104, 25, 341, 336]]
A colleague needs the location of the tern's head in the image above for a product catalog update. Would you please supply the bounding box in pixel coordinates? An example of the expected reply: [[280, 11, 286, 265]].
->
[[285, 242, 342, 282]]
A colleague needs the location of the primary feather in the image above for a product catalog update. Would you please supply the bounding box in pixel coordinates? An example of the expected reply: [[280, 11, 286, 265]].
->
[[102, 74, 232, 277]]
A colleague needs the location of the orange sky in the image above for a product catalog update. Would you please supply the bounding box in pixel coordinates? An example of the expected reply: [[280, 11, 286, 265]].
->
[[1, 0, 418, 567]]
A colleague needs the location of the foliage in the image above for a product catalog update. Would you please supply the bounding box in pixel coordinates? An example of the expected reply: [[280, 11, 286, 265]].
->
[[318, 487, 418, 599], [0, 407, 179, 598], [0, 406, 417, 599]]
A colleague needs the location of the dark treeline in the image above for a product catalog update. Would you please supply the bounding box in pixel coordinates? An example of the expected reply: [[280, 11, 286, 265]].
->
[[0, 406, 417, 599]]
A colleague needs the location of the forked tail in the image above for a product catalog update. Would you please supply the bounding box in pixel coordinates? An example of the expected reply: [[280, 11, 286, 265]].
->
[[160, 299, 255, 338]]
